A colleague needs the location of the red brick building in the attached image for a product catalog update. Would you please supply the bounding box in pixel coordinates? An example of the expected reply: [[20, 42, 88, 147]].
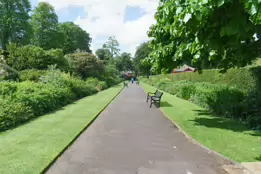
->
[[172, 65, 196, 74]]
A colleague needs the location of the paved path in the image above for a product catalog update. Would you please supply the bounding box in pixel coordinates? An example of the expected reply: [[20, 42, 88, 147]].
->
[[46, 84, 230, 174]]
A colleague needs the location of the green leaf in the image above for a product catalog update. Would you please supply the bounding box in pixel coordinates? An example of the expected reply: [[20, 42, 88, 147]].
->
[[176, 7, 183, 15], [220, 27, 225, 37], [249, 5, 257, 15], [201, 0, 208, 4], [209, 50, 216, 56], [217, 0, 224, 7], [195, 11, 202, 21], [194, 53, 200, 59], [183, 13, 192, 23]]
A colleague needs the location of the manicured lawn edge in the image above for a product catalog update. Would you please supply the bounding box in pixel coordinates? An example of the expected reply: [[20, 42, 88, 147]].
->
[[42, 84, 124, 173], [140, 82, 236, 164], [0, 84, 123, 174], [140, 82, 261, 163]]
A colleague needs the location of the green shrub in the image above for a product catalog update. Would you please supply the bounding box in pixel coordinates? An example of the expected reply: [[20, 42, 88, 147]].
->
[[6, 44, 67, 71], [86, 77, 99, 87], [142, 66, 261, 93], [67, 78, 97, 98], [100, 76, 120, 87], [98, 81, 108, 91], [0, 68, 116, 131], [0, 97, 34, 131], [19, 69, 48, 82], [40, 70, 98, 99], [177, 84, 196, 100], [65, 53, 105, 79], [0, 81, 17, 97], [14, 82, 73, 116], [190, 84, 245, 118]]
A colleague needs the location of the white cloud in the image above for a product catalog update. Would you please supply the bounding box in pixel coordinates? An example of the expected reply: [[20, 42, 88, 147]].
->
[[39, 0, 158, 55]]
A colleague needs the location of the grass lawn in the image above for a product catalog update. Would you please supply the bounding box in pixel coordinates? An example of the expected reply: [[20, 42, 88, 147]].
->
[[141, 82, 261, 162], [0, 85, 122, 174]]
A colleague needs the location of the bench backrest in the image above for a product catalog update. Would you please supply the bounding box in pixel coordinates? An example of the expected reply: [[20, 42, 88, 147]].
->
[[155, 91, 163, 98]]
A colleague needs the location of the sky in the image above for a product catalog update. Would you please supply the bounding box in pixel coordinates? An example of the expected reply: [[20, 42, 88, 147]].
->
[[29, 0, 159, 56]]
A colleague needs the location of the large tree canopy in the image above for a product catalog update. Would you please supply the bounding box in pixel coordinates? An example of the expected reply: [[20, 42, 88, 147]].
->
[[31, 2, 63, 50], [59, 22, 92, 54], [0, 0, 31, 50], [103, 36, 120, 57], [115, 52, 133, 71], [133, 42, 152, 75], [147, 0, 261, 73], [95, 48, 113, 61]]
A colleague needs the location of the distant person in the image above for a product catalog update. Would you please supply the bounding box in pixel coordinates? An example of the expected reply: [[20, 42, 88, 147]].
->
[[131, 77, 134, 84]]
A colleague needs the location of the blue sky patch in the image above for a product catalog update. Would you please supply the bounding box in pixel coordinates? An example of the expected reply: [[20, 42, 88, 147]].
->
[[57, 5, 86, 22], [124, 6, 145, 22]]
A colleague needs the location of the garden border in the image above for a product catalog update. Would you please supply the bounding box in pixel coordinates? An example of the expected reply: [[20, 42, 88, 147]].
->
[[140, 82, 253, 174]]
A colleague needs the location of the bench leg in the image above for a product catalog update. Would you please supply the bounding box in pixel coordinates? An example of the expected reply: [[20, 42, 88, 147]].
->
[[146, 95, 149, 102], [150, 98, 153, 108]]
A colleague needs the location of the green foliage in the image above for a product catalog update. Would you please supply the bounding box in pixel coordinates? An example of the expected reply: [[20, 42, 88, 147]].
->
[[65, 52, 104, 79], [146, 67, 259, 93], [0, 0, 31, 50], [95, 48, 113, 61], [190, 83, 245, 118], [31, 2, 64, 50], [141, 67, 261, 127], [133, 42, 152, 76], [147, 0, 261, 73], [103, 36, 120, 57], [177, 83, 196, 100], [86, 77, 100, 86], [86, 78, 108, 91], [0, 81, 18, 97], [0, 97, 34, 131], [98, 81, 108, 90], [115, 52, 133, 71], [15, 81, 73, 116], [59, 22, 91, 54], [6, 44, 67, 70], [0, 68, 119, 131]]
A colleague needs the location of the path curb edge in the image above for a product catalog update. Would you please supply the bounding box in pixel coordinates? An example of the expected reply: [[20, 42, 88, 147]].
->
[[140, 82, 253, 174], [41, 85, 124, 174]]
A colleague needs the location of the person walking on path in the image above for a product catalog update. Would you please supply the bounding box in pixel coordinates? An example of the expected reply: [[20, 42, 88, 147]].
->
[[131, 77, 134, 84]]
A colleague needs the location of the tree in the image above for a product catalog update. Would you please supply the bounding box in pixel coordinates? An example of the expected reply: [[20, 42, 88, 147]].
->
[[59, 22, 92, 54], [31, 2, 63, 50], [147, 0, 261, 73], [95, 48, 113, 61], [0, 0, 31, 50], [115, 52, 133, 71], [133, 42, 152, 75], [65, 53, 104, 79], [103, 36, 120, 57]]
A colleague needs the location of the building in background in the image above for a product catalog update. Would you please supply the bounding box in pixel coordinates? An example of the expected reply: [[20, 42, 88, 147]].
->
[[172, 65, 197, 74]]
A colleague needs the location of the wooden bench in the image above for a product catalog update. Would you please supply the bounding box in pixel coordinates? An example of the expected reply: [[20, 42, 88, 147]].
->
[[146, 90, 163, 108], [123, 81, 128, 87]]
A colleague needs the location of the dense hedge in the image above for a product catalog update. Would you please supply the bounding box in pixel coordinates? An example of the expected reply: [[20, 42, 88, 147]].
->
[[142, 67, 261, 128], [146, 67, 261, 93], [6, 44, 67, 71], [19, 69, 48, 82], [0, 69, 120, 131]]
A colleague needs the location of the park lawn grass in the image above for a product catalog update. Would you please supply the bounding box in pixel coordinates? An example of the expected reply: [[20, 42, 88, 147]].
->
[[0, 85, 122, 174], [141, 82, 261, 162]]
